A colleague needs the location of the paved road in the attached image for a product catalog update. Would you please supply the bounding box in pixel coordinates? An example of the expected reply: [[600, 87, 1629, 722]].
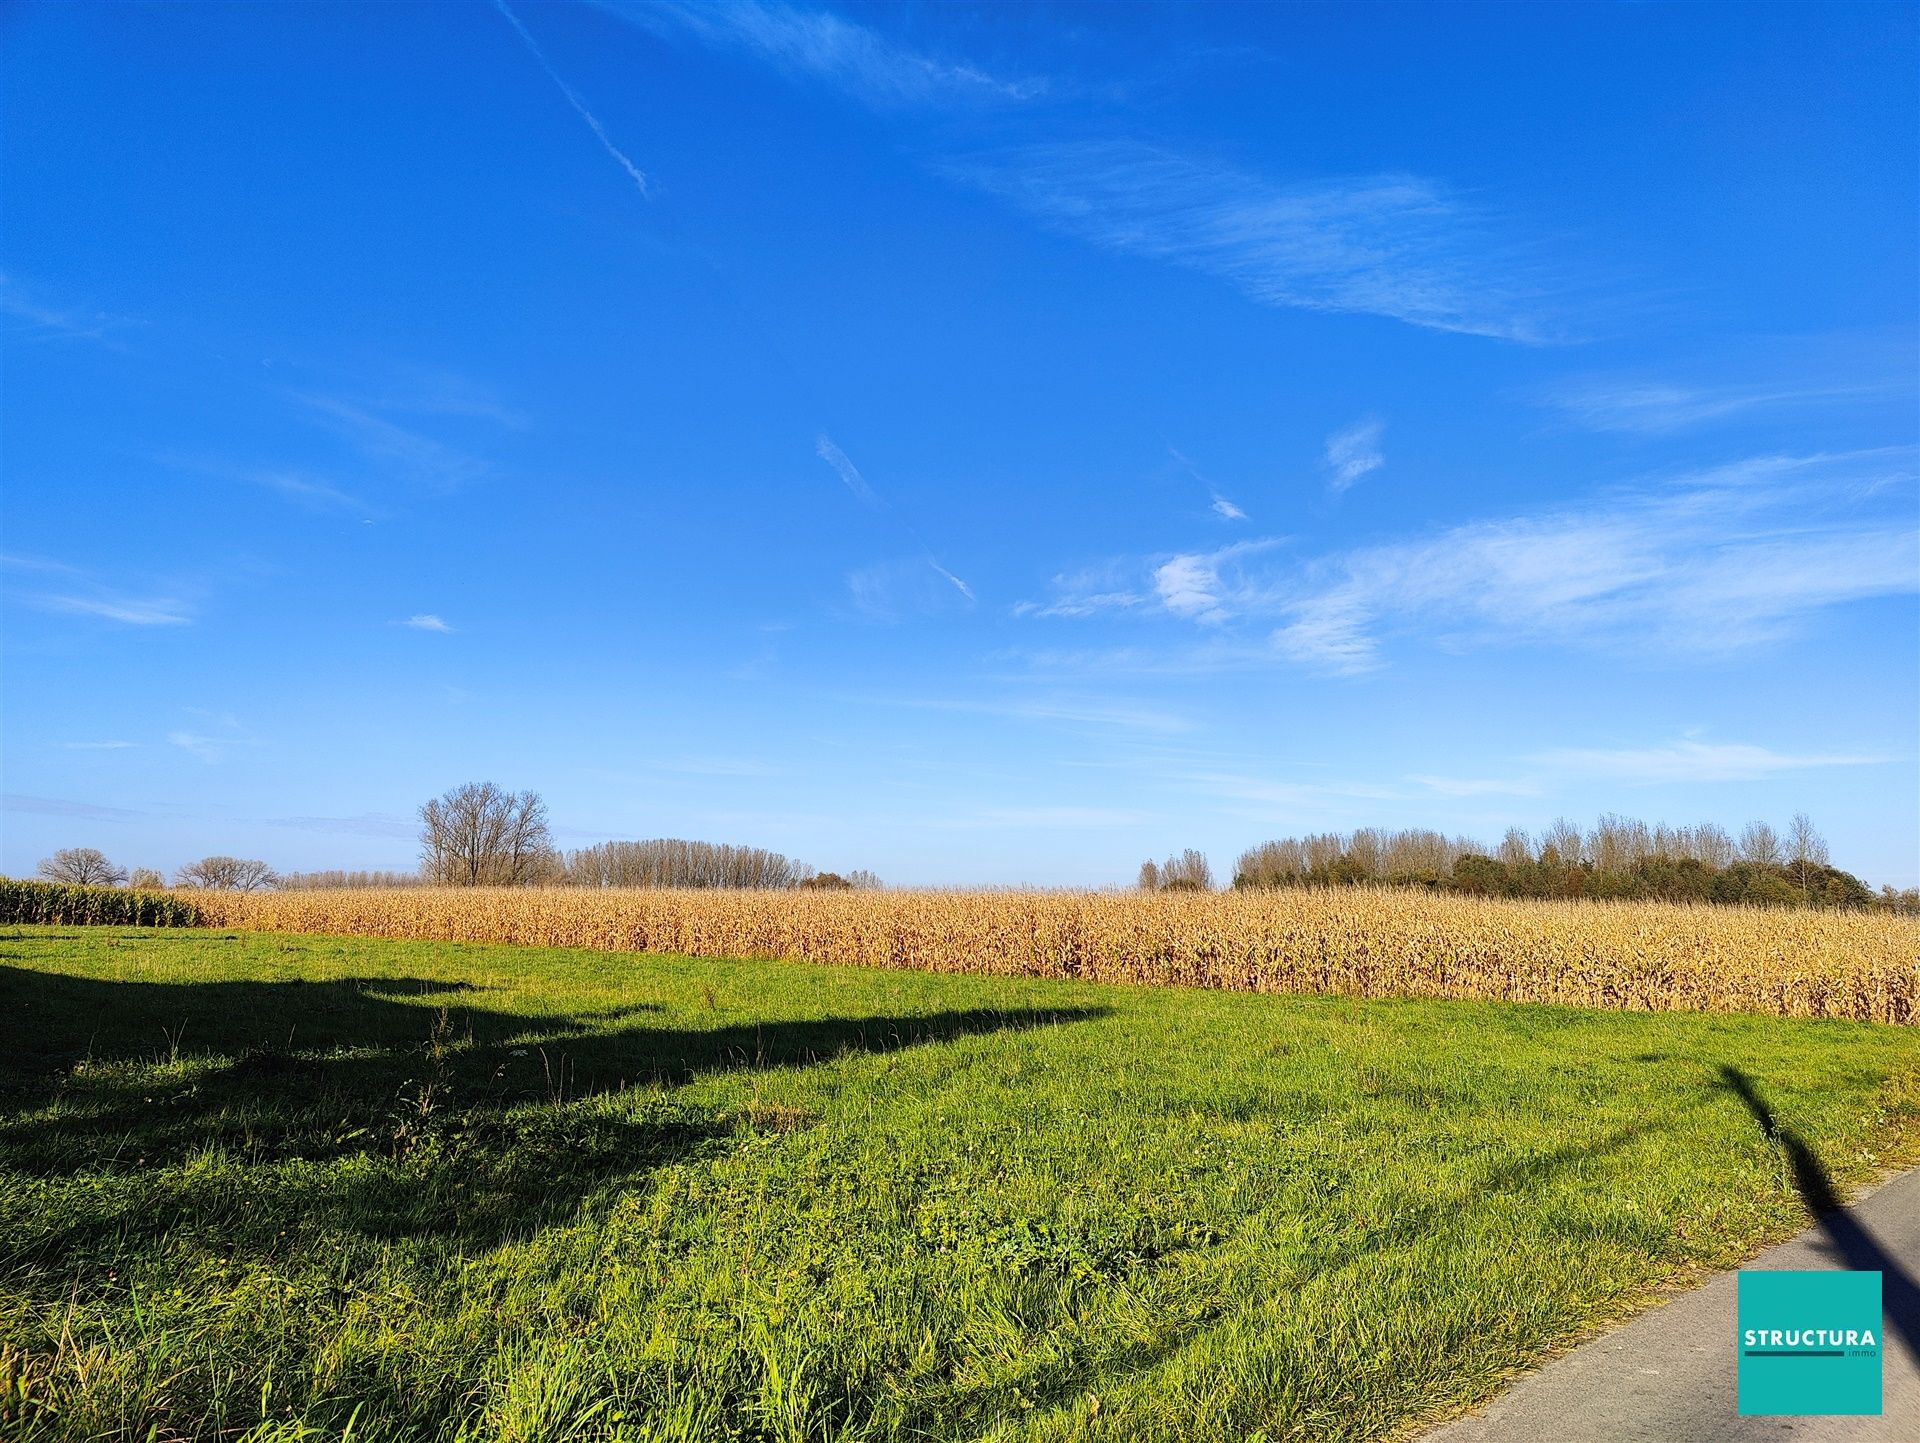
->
[[1422, 1166, 1920, 1443]]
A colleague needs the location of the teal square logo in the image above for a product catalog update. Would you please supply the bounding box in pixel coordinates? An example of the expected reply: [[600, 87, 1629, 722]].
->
[[1737, 1270, 1882, 1415]]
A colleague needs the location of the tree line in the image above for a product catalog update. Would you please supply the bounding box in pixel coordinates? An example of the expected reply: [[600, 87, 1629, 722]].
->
[[33, 782, 882, 893], [1220, 813, 1915, 910], [36, 849, 279, 892]]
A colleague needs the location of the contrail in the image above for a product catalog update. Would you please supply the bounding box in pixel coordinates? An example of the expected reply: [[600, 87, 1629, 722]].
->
[[928, 560, 975, 603], [816, 434, 884, 509], [495, 0, 649, 198]]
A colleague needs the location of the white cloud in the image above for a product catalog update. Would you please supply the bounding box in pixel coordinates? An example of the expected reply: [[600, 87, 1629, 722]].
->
[[845, 558, 974, 621], [167, 712, 258, 764], [1011, 590, 1145, 620], [1323, 417, 1384, 493], [265, 812, 419, 838], [608, 0, 1045, 107], [1211, 494, 1247, 521], [2, 793, 142, 820], [953, 140, 1564, 341], [59, 740, 139, 751], [403, 614, 455, 633], [1530, 739, 1882, 785], [295, 393, 491, 491], [0, 273, 133, 346], [1024, 450, 1918, 675], [1030, 539, 1283, 626], [816, 434, 883, 508], [928, 560, 975, 603], [1541, 377, 1902, 435], [159, 456, 373, 516], [27, 593, 193, 626], [4, 554, 195, 627], [1152, 554, 1226, 623], [167, 732, 225, 763], [495, 0, 650, 198]]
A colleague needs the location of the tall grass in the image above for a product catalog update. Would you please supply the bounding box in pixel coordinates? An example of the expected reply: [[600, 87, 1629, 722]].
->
[[190, 886, 1920, 1023]]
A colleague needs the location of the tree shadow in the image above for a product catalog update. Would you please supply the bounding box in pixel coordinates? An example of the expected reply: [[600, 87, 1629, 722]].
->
[[1717, 1065, 1920, 1356], [0, 966, 1107, 1256]]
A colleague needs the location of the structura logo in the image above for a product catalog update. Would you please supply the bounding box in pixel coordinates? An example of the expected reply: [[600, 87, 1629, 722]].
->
[[1737, 1270, 1882, 1416]]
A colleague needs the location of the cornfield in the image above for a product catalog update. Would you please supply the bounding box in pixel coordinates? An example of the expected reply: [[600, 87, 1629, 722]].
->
[[186, 885, 1920, 1023], [0, 879, 201, 928]]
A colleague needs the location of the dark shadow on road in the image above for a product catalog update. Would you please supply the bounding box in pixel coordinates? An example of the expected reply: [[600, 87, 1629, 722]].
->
[[1718, 1064, 1920, 1356]]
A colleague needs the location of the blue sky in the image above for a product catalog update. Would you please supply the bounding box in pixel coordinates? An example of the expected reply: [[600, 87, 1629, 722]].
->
[[3, 0, 1916, 887]]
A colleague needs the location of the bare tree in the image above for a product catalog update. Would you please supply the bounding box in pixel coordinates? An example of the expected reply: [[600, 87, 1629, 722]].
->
[[127, 867, 166, 889], [564, 839, 809, 889], [1540, 818, 1585, 866], [419, 782, 555, 886], [1785, 812, 1830, 899], [36, 848, 127, 887], [1497, 827, 1534, 867], [1160, 849, 1214, 891], [1739, 820, 1783, 867], [1137, 859, 1162, 891], [175, 856, 279, 891], [280, 869, 421, 889], [1345, 828, 1388, 878]]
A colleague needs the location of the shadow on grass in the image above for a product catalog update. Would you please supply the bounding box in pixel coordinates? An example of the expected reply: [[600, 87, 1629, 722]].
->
[[0, 965, 1107, 1253], [1717, 1065, 1920, 1356]]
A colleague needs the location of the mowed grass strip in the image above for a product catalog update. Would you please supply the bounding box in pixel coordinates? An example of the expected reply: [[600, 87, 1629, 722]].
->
[[1, 929, 1915, 1443]]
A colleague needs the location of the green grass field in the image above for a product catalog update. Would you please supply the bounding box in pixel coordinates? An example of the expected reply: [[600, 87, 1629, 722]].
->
[[3, 928, 1916, 1442]]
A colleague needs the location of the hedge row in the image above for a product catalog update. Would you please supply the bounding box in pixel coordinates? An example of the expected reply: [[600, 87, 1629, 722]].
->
[[0, 879, 203, 927]]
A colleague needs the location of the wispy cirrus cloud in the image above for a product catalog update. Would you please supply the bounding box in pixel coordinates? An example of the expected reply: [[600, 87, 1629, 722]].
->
[[401, 614, 455, 633], [167, 711, 258, 764], [30, 593, 193, 626], [0, 273, 136, 347], [603, 0, 1046, 107], [953, 140, 1567, 342], [59, 740, 139, 751], [294, 392, 493, 492], [1406, 736, 1885, 799], [158, 455, 375, 516], [1154, 539, 1289, 623], [845, 558, 974, 619], [495, 0, 650, 197], [1323, 417, 1384, 493], [1529, 738, 1883, 785], [2, 554, 195, 627], [819, 436, 974, 613], [816, 434, 883, 508], [1169, 447, 1248, 522], [1, 793, 143, 821], [265, 812, 418, 839], [1272, 452, 1917, 672], [928, 561, 975, 604], [1022, 539, 1284, 626], [1540, 373, 1908, 435], [1021, 451, 1917, 674]]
